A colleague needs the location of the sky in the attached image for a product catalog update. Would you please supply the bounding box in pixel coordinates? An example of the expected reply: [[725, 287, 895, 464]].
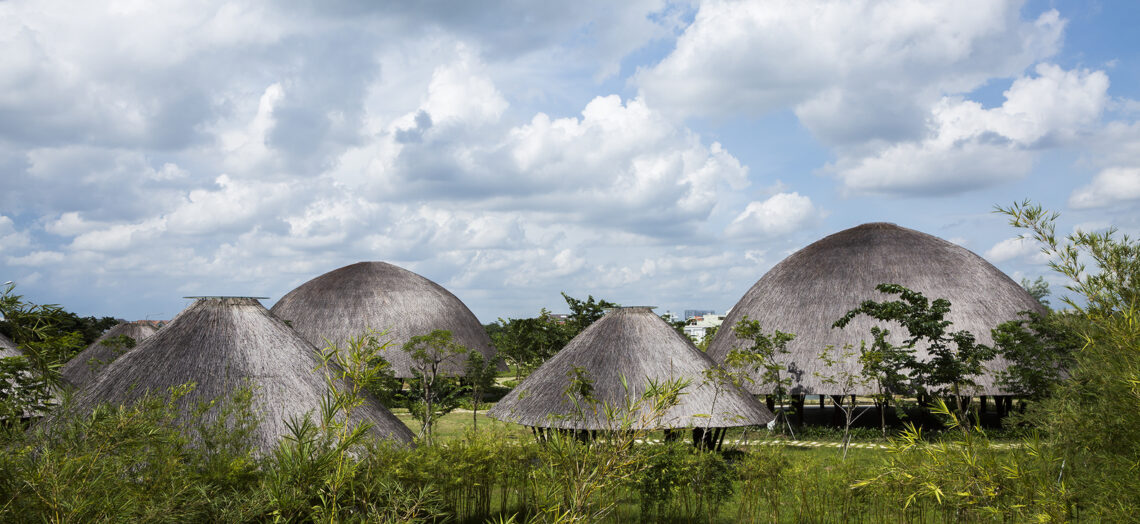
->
[[1, 0, 1138, 323]]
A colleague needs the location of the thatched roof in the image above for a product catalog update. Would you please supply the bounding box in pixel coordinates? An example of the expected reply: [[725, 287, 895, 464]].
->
[[706, 222, 1046, 396], [271, 261, 498, 378], [60, 321, 159, 388], [0, 332, 20, 359], [488, 307, 774, 430], [62, 297, 413, 452]]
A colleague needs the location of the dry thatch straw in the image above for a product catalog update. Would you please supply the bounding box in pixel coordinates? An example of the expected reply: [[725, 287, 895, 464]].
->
[[488, 307, 774, 430], [60, 297, 413, 452], [271, 261, 498, 378], [706, 222, 1046, 396], [0, 332, 20, 359], [60, 321, 159, 388]]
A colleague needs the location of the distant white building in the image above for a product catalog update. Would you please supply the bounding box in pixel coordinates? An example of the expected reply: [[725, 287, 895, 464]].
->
[[683, 314, 725, 340]]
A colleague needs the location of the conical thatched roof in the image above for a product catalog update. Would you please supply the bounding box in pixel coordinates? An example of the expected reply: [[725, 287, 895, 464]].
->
[[707, 222, 1046, 396], [64, 297, 414, 452], [0, 332, 20, 359], [271, 261, 498, 378], [488, 307, 774, 430], [60, 321, 159, 388]]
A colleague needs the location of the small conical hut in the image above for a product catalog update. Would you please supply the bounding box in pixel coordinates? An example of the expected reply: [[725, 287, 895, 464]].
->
[[488, 307, 773, 431], [271, 261, 498, 378], [65, 297, 414, 452], [707, 222, 1046, 395], [61, 321, 159, 388], [0, 332, 20, 359]]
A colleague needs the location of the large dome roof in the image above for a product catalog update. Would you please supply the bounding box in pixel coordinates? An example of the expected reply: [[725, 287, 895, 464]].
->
[[270, 261, 497, 378], [706, 223, 1045, 395], [489, 307, 773, 430], [65, 297, 413, 452]]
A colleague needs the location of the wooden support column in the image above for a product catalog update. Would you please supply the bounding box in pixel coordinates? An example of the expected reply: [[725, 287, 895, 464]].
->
[[979, 395, 988, 414], [831, 395, 844, 426], [792, 394, 805, 426]]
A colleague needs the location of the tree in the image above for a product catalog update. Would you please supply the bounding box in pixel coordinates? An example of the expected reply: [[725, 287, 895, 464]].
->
[[834, 283, 996, 425], [728, 317, 796, 437], [491, 309, 573, 381], [990, 311, 1080, 402], [0, 283, 88, 420], [856, 326, 915, 437], [462, 351, 497, 430], [561, 293, 619, 334], [402, 329, 468, 444], [814, 344, 872, 458], [1020, 276, 1052, 309], [996, 201, 1140, 518]]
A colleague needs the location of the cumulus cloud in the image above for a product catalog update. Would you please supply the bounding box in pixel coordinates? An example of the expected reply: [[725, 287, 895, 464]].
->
[[725, 192, 824, 238], [637, 0, 1063, 141], [985, 236, 1049, 264], [829, 64, 1109, 195], [1069, 167, 1140, 209]]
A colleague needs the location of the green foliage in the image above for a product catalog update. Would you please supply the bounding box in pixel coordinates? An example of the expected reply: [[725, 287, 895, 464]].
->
[[492, 294, 617, 384], [991, 311, 1081, 401], [728, 317, 796, 435], [857, 326, 915, 436], [0, 287, 116, 351], [835, 283, 996, 422], [463, 350, 498, 429], [854, 398, 1070, 521], [633, 442, 736, 523], [814, 344, 872, 457], [998, 200, 1140, 519], [0, 284, 89, 420], [0, 384, 264, 522], [491, 309, 574, 381], [735, 444, 791, 522], [1021, 276, 1052, 309], [560, 292, 619, 334], [533, 370, 689, 523], [403, 329, 468, 444]]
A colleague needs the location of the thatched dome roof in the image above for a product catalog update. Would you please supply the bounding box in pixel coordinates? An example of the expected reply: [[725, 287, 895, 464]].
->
[[61, 321, 159, 388], [0, 332, 20, 359], [271, 261, 497, 378], [706, 222, 1045, 396], [488, 307, 773, 430], [64, 297, 413, 452]]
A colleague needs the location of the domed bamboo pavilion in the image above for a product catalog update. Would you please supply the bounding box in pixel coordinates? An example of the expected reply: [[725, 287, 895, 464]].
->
[[61, 321, 159, 388], [0, 332, 20, 359], [489, 307, 773, 447], [707, 222, 1045, 401], [271, 261, 499, 378], [64, 297, 414, 452]]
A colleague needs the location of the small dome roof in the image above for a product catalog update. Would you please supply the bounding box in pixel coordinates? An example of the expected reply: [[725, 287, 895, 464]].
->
[[489, 307, 773, 430], [271, 261, 497, 378], [61, 321, 160, 388], [707, 222, 1045, 395], [64, 297, 413, 452]]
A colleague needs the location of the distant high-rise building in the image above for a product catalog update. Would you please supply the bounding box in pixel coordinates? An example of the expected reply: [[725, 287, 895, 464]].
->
[[684, 309, 715, 320]]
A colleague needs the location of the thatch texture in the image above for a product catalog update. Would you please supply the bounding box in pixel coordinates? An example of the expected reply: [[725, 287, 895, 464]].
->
[[488, 307, 774, 430], [706, 222, 1046, 396], [60, 321, 159, 388], [0, 332, 20, 359], [63, 297, 413, 452], [271, 261, 498, 378]]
